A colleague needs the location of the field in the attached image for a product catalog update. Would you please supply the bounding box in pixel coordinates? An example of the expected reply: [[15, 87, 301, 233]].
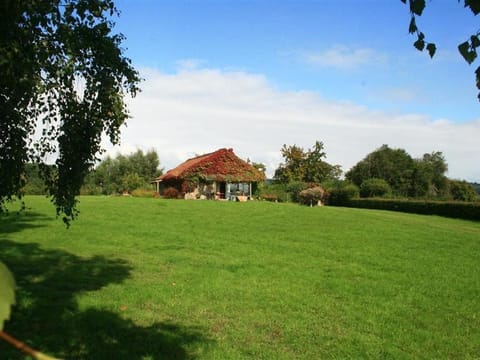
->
[[1, 196, 479, 359]]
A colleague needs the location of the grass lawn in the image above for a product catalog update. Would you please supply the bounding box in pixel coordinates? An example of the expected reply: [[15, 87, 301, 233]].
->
[[1, 196, 479, 359]]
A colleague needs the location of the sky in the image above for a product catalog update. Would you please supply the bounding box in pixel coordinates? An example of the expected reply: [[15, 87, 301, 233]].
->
[[104, 0, 480, 181]]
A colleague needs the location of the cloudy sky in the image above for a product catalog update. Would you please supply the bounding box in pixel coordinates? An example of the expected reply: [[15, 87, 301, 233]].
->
[[106, 0, 480, 181]]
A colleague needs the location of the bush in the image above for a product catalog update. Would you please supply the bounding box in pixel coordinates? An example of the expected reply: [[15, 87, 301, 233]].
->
[[260, 183, 288, 202], [131, 188, 156, 198], [163, 187, 180, 199], [327, 184, 360, 206], [360, 178, 392, 198], [286, 181, 307, 203], [449, 180, 478, 202], [298, 186, 326, 206], [344, 198, 480, 221]]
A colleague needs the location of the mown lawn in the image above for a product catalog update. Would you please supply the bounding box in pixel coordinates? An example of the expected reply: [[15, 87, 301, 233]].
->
[[1, 196, 479, 359]]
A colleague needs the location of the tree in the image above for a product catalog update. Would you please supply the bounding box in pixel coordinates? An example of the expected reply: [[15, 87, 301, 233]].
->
[[449, 179, 478, 201], [401, 0, 480, 100], [0, 0, 141, 224], [85, 149, 163, 194], [408, 152, 447, 198], [274, 141, 341, 184], [346, 145, 415, 197], [274, 144, 306, 183]]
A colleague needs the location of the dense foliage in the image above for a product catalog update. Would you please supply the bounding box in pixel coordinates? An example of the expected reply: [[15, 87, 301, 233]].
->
[[449, 179, 479, 202], [326, 183, 360, 206], [346, 145, 452, 199], [0, 0, 140, 223], [82, 150, 162, 195], [360, 178, 392, 198], [344, 198, 480, 222], [274, 141, 341, 184]]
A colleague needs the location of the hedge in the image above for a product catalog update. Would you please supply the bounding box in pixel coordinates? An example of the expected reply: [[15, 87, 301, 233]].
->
[[340, 198, 480, 221]]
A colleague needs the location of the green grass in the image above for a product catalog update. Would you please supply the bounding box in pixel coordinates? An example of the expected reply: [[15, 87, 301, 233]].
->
[[1, 196, 479, 359]]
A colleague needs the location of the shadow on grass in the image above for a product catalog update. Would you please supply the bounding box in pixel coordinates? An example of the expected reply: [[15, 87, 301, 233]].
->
[[0, 214, 211, 359], [0, 210, 52, 235]]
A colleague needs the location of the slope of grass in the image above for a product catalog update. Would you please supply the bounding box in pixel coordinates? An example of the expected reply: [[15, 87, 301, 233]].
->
[[1, 196, 479, 359]]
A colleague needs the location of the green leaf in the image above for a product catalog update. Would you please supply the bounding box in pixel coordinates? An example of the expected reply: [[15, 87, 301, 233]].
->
[[471, 35, 480, 49], [408, 16, 417, 34], [414, 38, 425, 51], [0, 262, 16, 330], [465, 0, 480, 15], [475, 65, 480, 89], [458, 41, 477, 64], [410, 0, 426, 16], [426, 43, 436, 58]]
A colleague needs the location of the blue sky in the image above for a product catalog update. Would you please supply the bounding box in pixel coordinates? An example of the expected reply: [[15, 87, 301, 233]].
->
[[107, 1, 480, 181]]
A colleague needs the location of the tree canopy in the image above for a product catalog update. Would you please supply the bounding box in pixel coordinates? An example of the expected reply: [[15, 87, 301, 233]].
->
[[401, 0, 480, 100], [83, 149, 163, 195], [274, 141, 341, 184], [0, 0, 140, 223], [345, 145, 459, 199]]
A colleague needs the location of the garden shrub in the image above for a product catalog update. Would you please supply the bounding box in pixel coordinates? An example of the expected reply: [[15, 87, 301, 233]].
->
[[327, 184, 360, 206], [260, 183, 288, 202], [345, 198, 480, 221], [299, 186, 326, 206], [286, 181, 308, 203], [163, 187, 180, 199], [360, 178, 392, 198]]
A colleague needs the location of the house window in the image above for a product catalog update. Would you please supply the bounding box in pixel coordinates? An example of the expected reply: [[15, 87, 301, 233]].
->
[[229, 183, 250, 196]]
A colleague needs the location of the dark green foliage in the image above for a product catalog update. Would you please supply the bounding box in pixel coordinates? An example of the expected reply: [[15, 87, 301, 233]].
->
[[21, 164, 47, 195], [449, 180, 478, 202], [400, 0, 480, 101], [327, 185, 359, 206], [260, 183, 288, 202], [346, 145, 415, 197], [410, 152, 449, 198], [0, 0, 141, 224], [83, 149, 162, 195], [323, 181, 360, 206], [360, 178, 392, 198], [286, 181, 309, 203], [343, 198, 480, 221], [471, 182, 480, 195], [346, 146, 449, 199]]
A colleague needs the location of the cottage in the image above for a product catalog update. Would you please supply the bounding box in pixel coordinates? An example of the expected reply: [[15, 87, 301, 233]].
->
[[153, 148, 266, 200]]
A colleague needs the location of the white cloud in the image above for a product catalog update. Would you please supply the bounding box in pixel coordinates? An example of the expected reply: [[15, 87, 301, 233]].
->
[[104, 66, 480, 182], [301, 45, 387, 70]]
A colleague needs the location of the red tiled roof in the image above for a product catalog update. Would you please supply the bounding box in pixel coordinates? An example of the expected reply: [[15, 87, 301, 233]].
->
[[157, 148, 265, 182]]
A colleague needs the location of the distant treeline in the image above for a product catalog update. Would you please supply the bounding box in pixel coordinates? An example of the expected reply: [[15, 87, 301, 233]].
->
[[22, 150, 163, 196]]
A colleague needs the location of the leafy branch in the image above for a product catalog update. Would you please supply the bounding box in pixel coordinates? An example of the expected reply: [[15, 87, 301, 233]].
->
[[401, 0, 480, 100]]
